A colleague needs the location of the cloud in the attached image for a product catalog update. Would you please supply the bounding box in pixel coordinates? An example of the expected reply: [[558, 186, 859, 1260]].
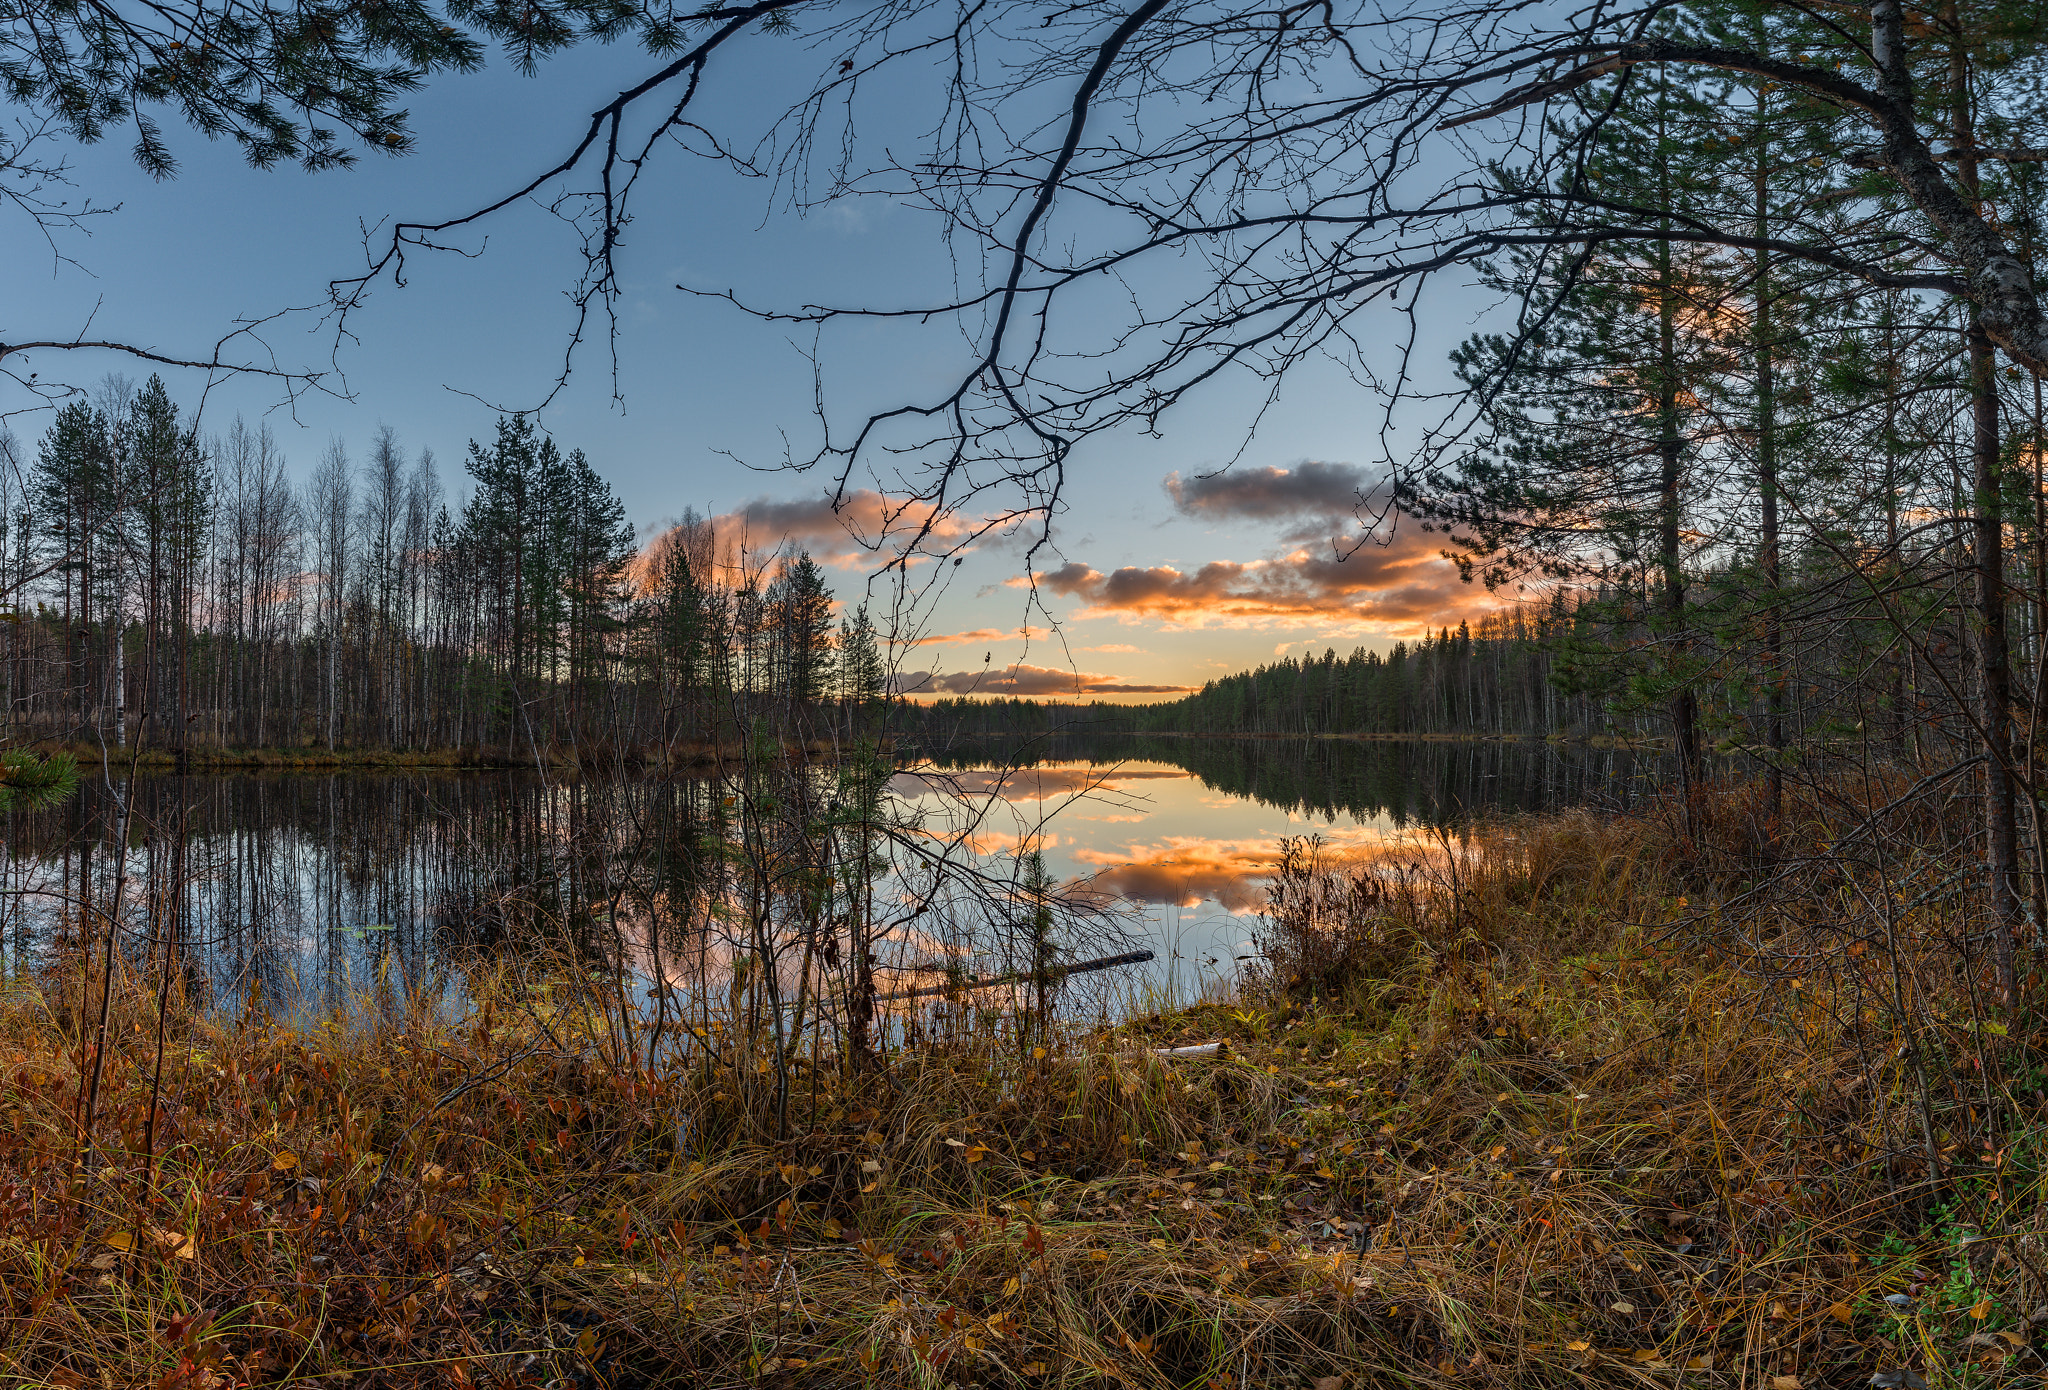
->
[[1073, 829, 1423, 912], [1034, 524, 1492, 635], [901, 625, 1052, 649], [888, 765, 1191, 802], [1081, 643, 1142, 653], [732, 489, 972, 553], [894, 661, 1197, 698], [1166, 461, 1390, 544], [639, 489, 980, 580]]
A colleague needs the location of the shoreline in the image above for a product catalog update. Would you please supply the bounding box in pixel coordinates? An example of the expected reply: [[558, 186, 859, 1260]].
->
[[21, 740, 854, 772], [16, 729, 1667, 774]]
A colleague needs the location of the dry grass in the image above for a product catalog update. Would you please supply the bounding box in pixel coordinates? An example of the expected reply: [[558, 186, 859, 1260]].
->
[[2, 793, 2044, 1388]]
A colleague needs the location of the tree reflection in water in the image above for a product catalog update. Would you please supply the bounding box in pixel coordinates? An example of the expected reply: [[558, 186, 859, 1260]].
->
[[0, 738, 1651, 1046]]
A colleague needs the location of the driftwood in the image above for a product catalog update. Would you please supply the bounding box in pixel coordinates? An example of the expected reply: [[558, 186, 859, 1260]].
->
[[874, 949, 1156, 1002]]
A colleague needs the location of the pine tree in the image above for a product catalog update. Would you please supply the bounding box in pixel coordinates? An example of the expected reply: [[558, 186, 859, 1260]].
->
[[31, 401, 117, 736]]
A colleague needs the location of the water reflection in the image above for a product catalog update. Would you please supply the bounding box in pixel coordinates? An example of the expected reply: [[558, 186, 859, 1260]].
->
[[0, 774, 719, 1019], [0, 738, 1659, 1014], [915, 735, 1657, 825]]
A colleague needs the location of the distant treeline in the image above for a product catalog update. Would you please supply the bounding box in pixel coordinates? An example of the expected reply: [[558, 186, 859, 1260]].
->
[[0, 383, 886, 759], [907, 607, 1628, 742]]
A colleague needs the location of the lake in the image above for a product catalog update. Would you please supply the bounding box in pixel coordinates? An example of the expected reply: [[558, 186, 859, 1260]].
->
[[0, 737, 1661, 1019]]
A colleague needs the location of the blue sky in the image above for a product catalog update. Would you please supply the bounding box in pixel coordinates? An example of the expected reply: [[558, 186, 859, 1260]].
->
[[2, 26, 1504, 696]]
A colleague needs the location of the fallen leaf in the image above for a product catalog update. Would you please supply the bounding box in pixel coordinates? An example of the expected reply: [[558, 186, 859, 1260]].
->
[[151, 1227, 196, 1260], [1829, 1302, 1854, 1324], [272, 1150, 299, 1172], [1771, 1377, 1801, 1389]]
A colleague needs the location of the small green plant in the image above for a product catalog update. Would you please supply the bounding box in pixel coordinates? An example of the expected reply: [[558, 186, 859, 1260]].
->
[[1228, 1006, 1271, 1039]]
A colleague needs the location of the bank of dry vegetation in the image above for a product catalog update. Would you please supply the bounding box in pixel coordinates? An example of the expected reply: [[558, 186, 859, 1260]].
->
[[1, 785, 2042, 1389]]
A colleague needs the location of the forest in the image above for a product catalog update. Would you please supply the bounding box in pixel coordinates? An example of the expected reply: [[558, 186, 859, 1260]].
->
[[0, 389, 887, 762], [912, 610, 1606, 740], [10, 0, 2048, 1385]]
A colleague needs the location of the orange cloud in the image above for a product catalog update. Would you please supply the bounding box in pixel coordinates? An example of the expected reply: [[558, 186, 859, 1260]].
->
[[1072, 830, 1429, 912], [1033, 524, 1493, 635], [638, 489, 981, 582], [726, 489, 973, 557], [900, 625, 1052, 648], [891, 765, 1193, 802]]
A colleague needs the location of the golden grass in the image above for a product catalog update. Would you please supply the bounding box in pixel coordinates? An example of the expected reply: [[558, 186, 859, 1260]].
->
[[1, 798, 2042, 1388]]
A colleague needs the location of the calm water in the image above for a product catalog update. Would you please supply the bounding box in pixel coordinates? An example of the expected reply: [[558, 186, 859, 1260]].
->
[[0, 738, 1659, 1017]]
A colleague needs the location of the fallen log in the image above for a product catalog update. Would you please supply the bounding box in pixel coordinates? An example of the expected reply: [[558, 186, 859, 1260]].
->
[[874, 949, 1156, 1002]]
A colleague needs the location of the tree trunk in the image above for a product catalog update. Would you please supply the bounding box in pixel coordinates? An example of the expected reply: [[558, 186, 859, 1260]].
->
[[1753, 77, 1784, 827], [1972, 318, 2022, 1005], [1949, 13, 2022, 1006], [1654, 128, 1702, 810]]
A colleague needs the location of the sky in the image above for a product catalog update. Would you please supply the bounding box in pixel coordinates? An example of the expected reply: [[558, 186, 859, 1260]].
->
[[2, 24, 1508, 699]]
